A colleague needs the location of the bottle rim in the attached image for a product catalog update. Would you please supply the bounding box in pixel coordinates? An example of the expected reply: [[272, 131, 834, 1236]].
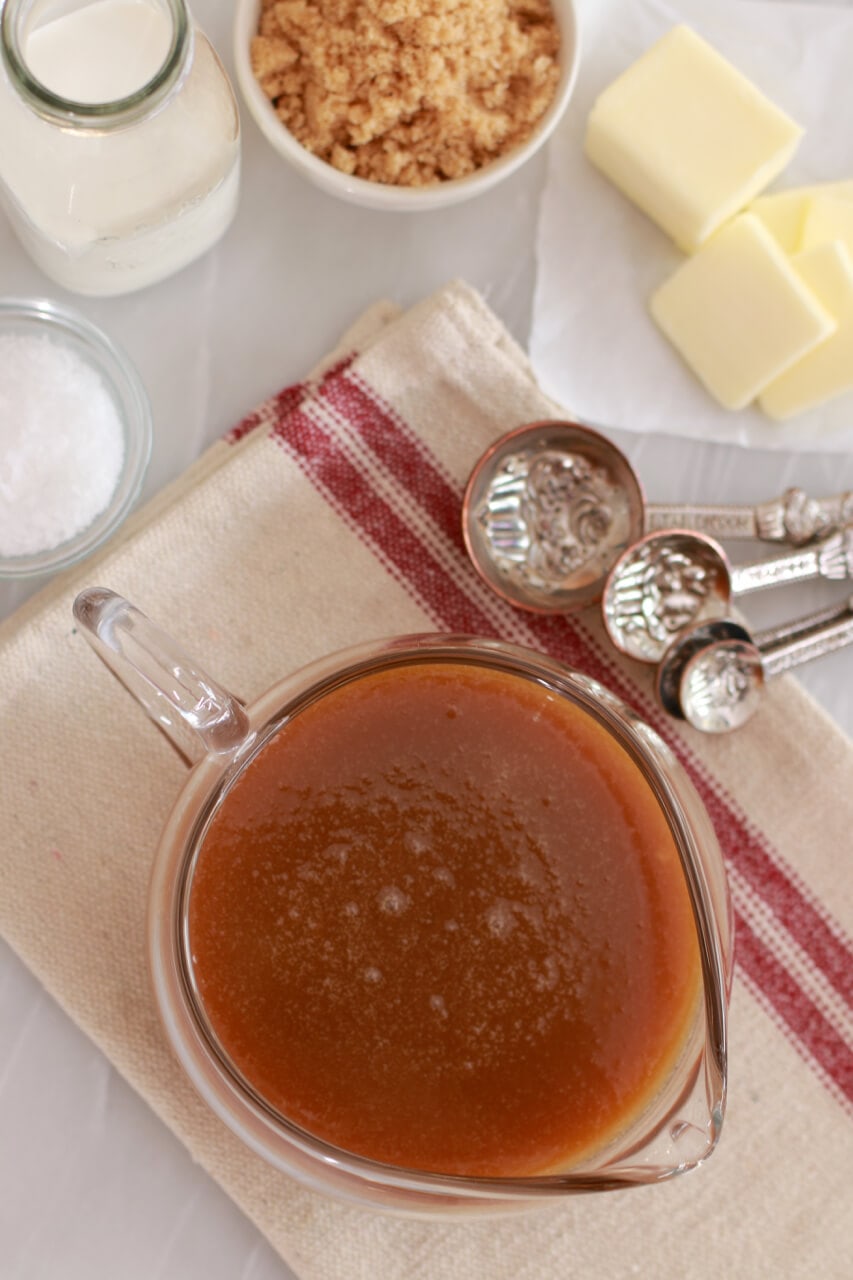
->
[[0, 0, 190, 129]]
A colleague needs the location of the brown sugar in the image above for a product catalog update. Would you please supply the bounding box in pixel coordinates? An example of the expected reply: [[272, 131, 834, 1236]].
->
[[250, 0, 561, 186]]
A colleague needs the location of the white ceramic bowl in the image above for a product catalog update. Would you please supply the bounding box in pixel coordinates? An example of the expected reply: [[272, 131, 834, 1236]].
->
[[233, 0, 580, 211]]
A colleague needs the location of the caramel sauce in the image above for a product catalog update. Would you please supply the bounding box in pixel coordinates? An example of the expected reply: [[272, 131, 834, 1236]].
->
[[187, 661, 701, 1177]]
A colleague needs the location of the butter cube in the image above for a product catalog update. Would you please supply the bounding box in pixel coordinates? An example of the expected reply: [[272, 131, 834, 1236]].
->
[[760, 242, 853, 420], [650, 214, 835, 410], [801, 192, 853, 258], [585, 25, 803, 252], [751, 182, 853, 253]]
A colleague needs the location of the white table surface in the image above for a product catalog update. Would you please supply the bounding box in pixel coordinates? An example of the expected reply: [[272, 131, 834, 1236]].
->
[[2, 2, 852, 1277]]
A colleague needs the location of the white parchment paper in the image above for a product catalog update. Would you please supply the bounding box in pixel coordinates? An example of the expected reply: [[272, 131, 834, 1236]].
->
[[531, 0, 853, 451]]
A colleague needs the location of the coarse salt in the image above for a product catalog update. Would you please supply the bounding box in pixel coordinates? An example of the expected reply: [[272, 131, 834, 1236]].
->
[[0, 332, 125, 559]]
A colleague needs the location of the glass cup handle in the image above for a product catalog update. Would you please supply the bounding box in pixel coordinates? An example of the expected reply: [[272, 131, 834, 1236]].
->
[[73, 587, 252, 766]]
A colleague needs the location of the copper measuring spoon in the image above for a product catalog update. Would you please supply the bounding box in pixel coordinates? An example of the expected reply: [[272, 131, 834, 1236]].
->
[[462, 420, 853, 615], [655, 598, 853, 733], [601, 527, 853, 664]]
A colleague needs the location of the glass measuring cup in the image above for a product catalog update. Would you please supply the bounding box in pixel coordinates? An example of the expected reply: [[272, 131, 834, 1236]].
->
[[462, 420, 853, 614], [73, 587, 733, 1212]]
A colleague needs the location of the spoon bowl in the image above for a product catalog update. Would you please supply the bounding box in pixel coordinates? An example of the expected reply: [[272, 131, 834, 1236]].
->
[[679, 639, 766, 733], [655, 619, 752, 718], [462, 420, 644, 614], [603, 531, 733, 664]]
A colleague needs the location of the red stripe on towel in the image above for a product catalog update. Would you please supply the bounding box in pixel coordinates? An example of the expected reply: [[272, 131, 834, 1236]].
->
[[735, 912, 853, 1111], [273, 404, 501, 638]]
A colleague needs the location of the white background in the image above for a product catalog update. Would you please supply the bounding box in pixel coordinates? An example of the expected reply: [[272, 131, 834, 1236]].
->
[[1, 1, 851, 1277]]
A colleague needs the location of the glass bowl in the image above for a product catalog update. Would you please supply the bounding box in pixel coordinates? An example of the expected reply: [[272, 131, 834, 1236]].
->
[[0, 297, 152, 579], [233, 0, 580, 212], [74, 587, 733, 1213]]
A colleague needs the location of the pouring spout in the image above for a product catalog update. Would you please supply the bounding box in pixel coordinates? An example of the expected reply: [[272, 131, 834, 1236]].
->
[[73, 588, 252, 766]]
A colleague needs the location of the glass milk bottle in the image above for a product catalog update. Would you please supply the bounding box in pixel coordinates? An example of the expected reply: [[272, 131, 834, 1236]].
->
[[0, 0, 240, 296]]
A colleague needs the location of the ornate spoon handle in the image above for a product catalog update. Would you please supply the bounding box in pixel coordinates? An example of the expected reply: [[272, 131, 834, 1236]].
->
[[729, 527, 853, 595], [758, 597, 853, 678], [646, 488, 853, 545]]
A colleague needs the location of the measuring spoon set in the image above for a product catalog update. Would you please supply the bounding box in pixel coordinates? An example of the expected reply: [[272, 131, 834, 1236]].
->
[[463, 420, 853, 733]]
